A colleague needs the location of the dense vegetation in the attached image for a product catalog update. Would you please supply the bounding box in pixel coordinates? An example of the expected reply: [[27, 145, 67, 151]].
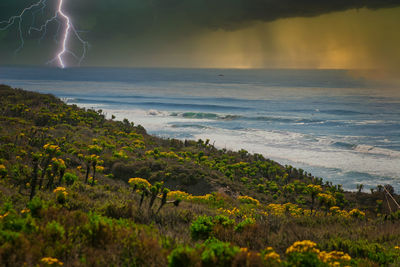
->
[[1, 84, 400, 266]]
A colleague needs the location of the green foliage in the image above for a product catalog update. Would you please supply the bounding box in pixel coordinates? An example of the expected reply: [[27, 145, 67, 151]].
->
[[168, 245, 198, 267], [234, 218, 255, 232], [88, 144, 103, 155], [200, 238, 240, 267], [45, 220, 65, 241], [27, 197, 45, 217], [0, 203, 38, 243], [1, 85, 400, 266], [286, 251, 326, 267], [190, 215, 215, 240], [63, 172, 78, 185], [213, 215, 234, 227], [324, 238, 398, 265]]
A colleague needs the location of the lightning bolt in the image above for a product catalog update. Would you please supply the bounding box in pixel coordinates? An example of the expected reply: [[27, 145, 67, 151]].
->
[[0, 0, 89, 68]]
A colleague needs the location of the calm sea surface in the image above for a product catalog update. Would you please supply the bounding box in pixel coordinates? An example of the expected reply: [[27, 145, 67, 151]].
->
[[1, 66, 400, 191]]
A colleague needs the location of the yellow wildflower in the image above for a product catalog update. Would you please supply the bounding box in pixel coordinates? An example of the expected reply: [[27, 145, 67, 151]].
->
[[168, 190, 190, 200], [0, 212, 10, 220], [317, 193, 336, 206], [318, 250, 351, 265], [349, 208, 365, 219], [53, 187, 68, 196], [307, 184, 322, 192], [286, 240, 320, 254], [264, 251, 281, 263], [95, 166, 104, 172], [240, 247, 249, 253], [238, 195, 260, 206], [40, 257, 63, 266], [43, 144, 60, 153], [128, 177, 151, 189], [21, 208, 30, 214]]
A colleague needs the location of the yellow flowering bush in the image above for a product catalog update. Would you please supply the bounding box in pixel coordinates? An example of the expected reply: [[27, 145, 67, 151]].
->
[[113, 150, 128, 159], [265, 203, 306, 217], [128, 177, 151, 189], [190, 194, 214, 203], [329, 206, 341, 214], [168, 190, 191, 200], [145, 150, 180, 159], [0, 212, 10, 220], [40, 257, 63, 266], [265, 203, 286, 216], [349, 208, 366, 219], [133, 139, 145, 149], [89, 154, 100, 161], [53, 187, 68, 204], [264, 248, 281, 264], [238, 195, 260, 206], [43, 144, 60, 153], [218, 207, 240, 216], [317, 193, 336, 206], [286, 240, 352, 266], [51, 158, 66, 169], [307, 184, 322, 193], [167, 191, 216, 205], [95, 165, 104, 173], [88, 144, 103, 154], [318, 250, 351, 266], [286, 240, 320, 254], [129, 132, 144, 139], [329, 206, 350, 218], [53, 187, 68, 196]]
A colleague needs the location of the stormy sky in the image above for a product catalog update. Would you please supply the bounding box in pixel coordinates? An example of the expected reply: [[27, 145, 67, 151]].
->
[[1, 0, 400, 71]]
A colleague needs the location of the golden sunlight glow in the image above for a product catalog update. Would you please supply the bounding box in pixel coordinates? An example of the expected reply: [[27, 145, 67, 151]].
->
[[187, 7, 400, 70]]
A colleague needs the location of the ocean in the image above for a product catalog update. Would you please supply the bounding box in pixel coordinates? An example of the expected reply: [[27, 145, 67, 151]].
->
[[1, 66, 399, 191]]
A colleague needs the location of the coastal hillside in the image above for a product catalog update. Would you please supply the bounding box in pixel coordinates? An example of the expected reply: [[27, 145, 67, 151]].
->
[[1, 84, 400, 266]]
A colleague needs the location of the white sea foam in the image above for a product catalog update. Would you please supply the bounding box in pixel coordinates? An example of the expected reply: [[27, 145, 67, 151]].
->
[[96, 107, 400, 184], [189, 127, 400, 181]]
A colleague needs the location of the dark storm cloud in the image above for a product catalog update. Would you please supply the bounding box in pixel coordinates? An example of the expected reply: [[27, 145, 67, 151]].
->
[[3, 0, 399, 37], [1, 0, 400, 67], [65, 0, 400, 36]]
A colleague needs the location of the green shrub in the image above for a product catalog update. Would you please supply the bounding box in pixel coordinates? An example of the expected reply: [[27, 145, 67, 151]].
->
[[201, 238, 240, 267], [82, 212, 114, 246], [0, 203, 38, 243], [234, 218, 255, 232], [168, 245, 199, 267], [190, 216, 214, 240], [27, 196, 44, 217], [213, 215, 234, 227], [324, 238, 397, 265], [63, 172, 78, 185], [286, 251, 326, 267], [45, 220, 65, 241]]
